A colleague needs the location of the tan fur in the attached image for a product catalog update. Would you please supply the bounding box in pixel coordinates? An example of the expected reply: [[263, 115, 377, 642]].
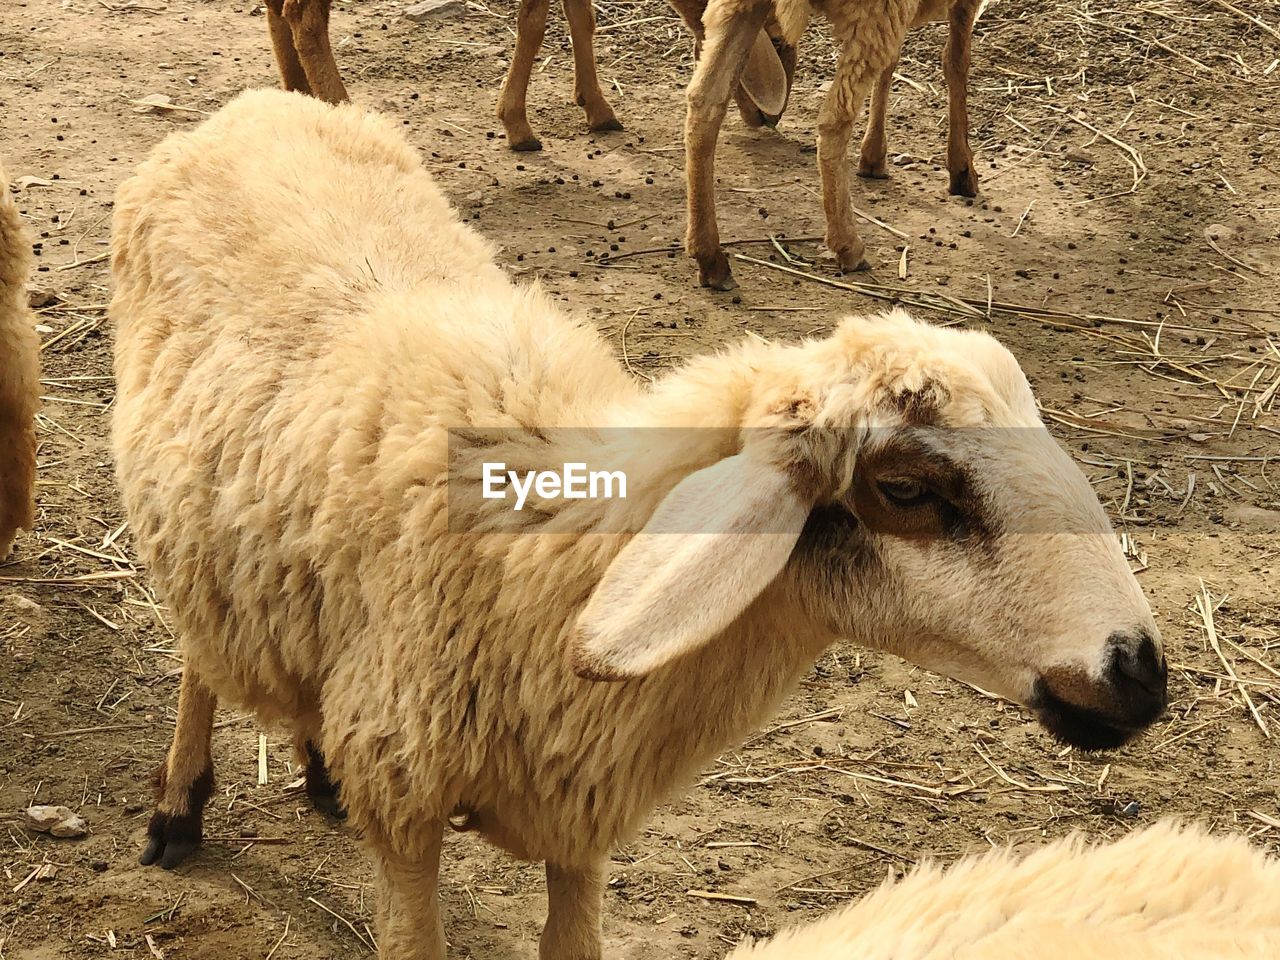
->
[[686, 0, 984, 289], [112, 92, 1160, 960], [0, 162, 40, 559], [730, 821, 1280, 959]]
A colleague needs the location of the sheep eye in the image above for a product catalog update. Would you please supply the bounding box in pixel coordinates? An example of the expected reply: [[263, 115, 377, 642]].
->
[[877, 478, 930, 507]]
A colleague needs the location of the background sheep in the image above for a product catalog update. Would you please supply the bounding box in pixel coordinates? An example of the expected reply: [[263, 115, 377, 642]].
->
[[686, 0, 984, 289], [112, 91, 1165, 960], [0, 162, 39, 559], [730, 821, 1280, 959]]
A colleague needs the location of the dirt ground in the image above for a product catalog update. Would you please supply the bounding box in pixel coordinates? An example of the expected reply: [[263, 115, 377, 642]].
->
[[1, 0, 1278, 957]]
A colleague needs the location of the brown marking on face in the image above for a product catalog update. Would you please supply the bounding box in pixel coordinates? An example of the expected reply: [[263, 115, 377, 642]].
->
[[880, 377, 952, 426], [849, 429, 991, 542]]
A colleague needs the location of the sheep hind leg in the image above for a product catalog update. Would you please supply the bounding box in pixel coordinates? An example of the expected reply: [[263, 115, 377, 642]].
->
[[944, 0, 980, 197], [371, 823, 446, 960], [297, 735, 347, 820], [140, 668, 216, 869], [265, 0, 311, 95], [562, 0, 622, 133], [857, 59, 897, 179], [282, 0, 349, 105], [497, 0, 553, 151], [684, 4, 771, 290], [540, 860, 604, 960]]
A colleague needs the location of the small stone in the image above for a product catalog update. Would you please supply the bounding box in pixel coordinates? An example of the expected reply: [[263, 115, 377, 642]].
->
[[27, 286, 61, 309], [1064, 147, 1096, 165], [90, 860, 108, 872], [25, 805, 89, 838], [124, 802, 144, 814], [403, 0, 465, 22]]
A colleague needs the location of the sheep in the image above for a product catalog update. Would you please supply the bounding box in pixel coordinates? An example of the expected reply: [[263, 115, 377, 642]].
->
[[0, 162, 39, 560], [729, 821, 1280, 960], [857, 0, 983, 199], [112, 89, 1167, 960], [262, 0, 797, 151], [262, 0, 976, 179], [685, 0, 985, 290]]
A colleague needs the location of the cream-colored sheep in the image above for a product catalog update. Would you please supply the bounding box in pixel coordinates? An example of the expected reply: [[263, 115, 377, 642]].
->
[[686, 0, 985, 289], [112, 90, 1165, 960], [0, 162, 39, 559], [730, 821, 1280, 960]]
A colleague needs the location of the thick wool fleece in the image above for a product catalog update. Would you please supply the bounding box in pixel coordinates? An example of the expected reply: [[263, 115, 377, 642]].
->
[[731, 821, 1280, 960]]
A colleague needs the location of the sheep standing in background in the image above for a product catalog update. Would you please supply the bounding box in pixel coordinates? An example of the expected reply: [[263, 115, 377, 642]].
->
[[0, 162, 39, 559], [686, 0, 984, 289], [259, 0, 795, 151], [730, 821, 1280, 959], [113, 91, 1166, 960], [858, 0, 984, 198]]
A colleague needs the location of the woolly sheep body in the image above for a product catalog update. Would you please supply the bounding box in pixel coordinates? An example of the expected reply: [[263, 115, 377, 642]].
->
[[0, 161, 40, 558], [730, 821, 1280, 960], [113, 91, 1161, 958]]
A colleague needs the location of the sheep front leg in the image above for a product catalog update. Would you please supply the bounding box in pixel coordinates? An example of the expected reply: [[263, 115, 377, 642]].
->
[[857, 59, 898, 180], [562, 0, 623, 133], [372, 822, 446, 960], [541, 860, 604, 960], [497, 0, 553, 151], [140, 667, 217, 869], [818, 46, 894, 273], [282, 0, 349, 105], [944, 0, 981, 197], [265, 0, 311, 95], [684, 3, 771, 291]]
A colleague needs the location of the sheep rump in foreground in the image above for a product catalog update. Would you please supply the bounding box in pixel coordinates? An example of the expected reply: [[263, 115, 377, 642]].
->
[[731, 821, 1280, 959], [0, 162, 40, 559], [112, 90, 1164, 960]]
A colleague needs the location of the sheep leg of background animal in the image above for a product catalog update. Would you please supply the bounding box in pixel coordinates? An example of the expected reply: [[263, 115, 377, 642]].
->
[[562, 0, 624, 134], [819, 42, 902, 272], [371, 824, 446, 960], [265, 0, 312, 95], [280, 0, 349, 105], [944, 0, 980, 197], [857, 59, 897, 180], [668, 0, 775, 129], [540, 861, 604, 960], [497, 0, 554, 151], [140, 668, 217, 869], [683, 4, 771, 291], [0, 161, 39, 560]]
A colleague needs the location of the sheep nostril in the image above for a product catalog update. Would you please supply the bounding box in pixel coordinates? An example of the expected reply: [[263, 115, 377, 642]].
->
[[1109, 632, 1167, 701]]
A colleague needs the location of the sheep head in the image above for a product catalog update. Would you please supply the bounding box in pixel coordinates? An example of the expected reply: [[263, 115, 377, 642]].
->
[[572, 310, 1165, 751]]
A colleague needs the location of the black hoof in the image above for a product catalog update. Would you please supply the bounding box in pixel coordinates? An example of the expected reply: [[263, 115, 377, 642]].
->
[[140, 824, 202, 869], [305, 742, 348, 821], [589, 117, 624, 133], [510, 138, 543, 153], [857, 167, 890, 181], [140, 764, 213, 869], [949, 168, 979, 197]]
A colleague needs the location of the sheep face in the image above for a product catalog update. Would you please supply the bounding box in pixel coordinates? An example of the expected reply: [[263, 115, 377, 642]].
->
[[573, 312, 1165, 751], [788, 418, 1166, 751]]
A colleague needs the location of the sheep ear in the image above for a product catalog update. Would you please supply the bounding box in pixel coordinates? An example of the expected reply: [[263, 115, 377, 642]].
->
[[571, 454, 808, 681], [738, 30, 789, 118]]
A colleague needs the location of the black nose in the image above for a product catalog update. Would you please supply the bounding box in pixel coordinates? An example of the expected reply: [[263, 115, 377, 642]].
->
[[1107, 630, 1168, 718]]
